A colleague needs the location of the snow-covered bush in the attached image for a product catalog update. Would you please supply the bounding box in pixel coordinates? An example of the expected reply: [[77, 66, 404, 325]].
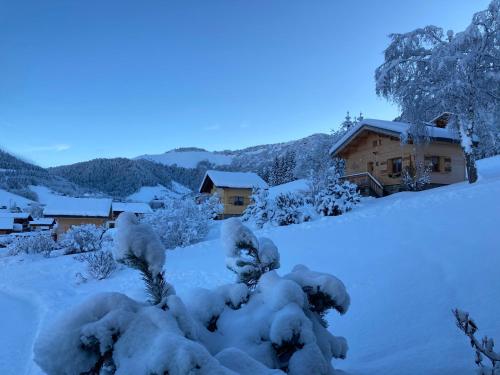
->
[[7, 232, 56, 257], [202, 192, 223, 219], [114, 212, 173, 305], [314, 173, 360, 217], [402, 162, 431, 191], [34, 213, 351, 375], [142, 197, 210, 249], [272, 192, 312, 226], [62, 224, 105, 254], [222, 218, 280, 288], [242, 187, 271, 228], [80, 250, 117, 280], [453, 308, 500, 374]]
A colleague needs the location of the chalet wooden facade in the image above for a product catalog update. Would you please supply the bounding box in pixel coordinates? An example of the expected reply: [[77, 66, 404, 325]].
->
[[199, 170, 268, 219], [43, 197, 113, 240], [330, 118, 466, 197]]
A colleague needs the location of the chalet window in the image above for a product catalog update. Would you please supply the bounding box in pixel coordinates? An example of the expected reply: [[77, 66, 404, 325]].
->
[[372, 140, 377, 147], [389, 157, 402, 174], [425, 156, 441, 172], [233, 196, 244, 206], [444, 157, 452, 172]]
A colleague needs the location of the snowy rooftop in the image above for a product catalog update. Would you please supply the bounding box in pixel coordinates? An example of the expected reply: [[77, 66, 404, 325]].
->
[[112, 202, 153, 214], [199, 170, 268, 192], [43, 197, 112, 217], [29, 218, 55, 226], [329, 118, 459, 155], [0, 211, 32, 220], [0, 217, 14, 230]]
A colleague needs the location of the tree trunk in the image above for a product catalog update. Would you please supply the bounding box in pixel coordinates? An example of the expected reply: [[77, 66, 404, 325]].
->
[[465, 152, 478, 183]]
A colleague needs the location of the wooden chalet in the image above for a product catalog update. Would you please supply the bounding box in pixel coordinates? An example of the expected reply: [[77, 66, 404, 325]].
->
[[43, 197, 112, 240], [199, 170, 268, 219], [0, 211, 33, 232], [29, 218, 56, 231], [330, 118, 466, 197]]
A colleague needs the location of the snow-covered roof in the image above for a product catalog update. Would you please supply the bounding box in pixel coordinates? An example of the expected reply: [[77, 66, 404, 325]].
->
[[29, 218, 55, 226], [112, 202, 153, 214], [0, 217, 14, 230], [43, 197, 112, 217], [329, 118, 459, 156], [199, 170, 268, 192], [0, 211, 32, 220]]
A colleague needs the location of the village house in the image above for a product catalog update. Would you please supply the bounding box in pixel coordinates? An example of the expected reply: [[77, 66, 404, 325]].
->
[[43, 197, 112, 240], [330, 117, 466, 197], [29, 218, 56, 232], [0, 211, 33, 232], [199, 170, 268, 219], [0, 217, 14, 235]]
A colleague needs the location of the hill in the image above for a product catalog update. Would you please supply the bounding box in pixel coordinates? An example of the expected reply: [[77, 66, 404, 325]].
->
[[1, 156, 498, 374]]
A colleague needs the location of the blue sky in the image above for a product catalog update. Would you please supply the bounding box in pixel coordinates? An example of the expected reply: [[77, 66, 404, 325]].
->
[[0, 0, 491, 167]]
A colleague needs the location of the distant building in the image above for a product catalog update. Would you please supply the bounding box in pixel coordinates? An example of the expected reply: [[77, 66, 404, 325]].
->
[[0, 217, 14, 235], [0, 211, 33, 232], [29, 218, 56, 232], [43, 197, 112, 240], [111, 202, 153, 220], [330, 118, 466, 196], [199, 170, 268, 219]]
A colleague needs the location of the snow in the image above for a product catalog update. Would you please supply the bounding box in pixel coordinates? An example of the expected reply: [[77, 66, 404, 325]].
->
[[112, 202, 153, 215], [43, 197, 112, 217], [268, 179, 309, 199], [29, 218, 55, 226], [330, 118, 460, 155], [137, 150, 233, 169], [0, 217, 14, 230], [0, 156, 499, 374], [0, 188, 35, 209], [200, 170, 268, 191], [0, 211, 31, 220], [126, 184, 189, 203]]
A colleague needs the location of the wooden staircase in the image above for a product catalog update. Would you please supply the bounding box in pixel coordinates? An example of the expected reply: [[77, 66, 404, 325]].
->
[[341, 172, 384, 197]]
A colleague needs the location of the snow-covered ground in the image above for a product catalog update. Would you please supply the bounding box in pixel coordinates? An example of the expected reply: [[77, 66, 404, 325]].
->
[[0, 188, 35, 209], [126, 182, 191, 202], [1, 156, 499, 374], [268, 179, 310, 198]]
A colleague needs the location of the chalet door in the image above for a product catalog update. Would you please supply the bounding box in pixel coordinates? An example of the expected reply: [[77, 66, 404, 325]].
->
[[367, 162, 374, 174]]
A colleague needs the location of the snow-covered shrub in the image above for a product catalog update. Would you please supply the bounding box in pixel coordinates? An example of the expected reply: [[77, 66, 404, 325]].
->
[[81, 250, 117, 280], [314, 173, 360, 217], [453, 308, 500, 374], [201, 192, 223, 219], [142, 197, 210, 249], [242, 187, 271, 228], [7, 232, 56, 257], [62, 224, 105, 254], [272, 192, 312, 226], [222, 218, 280, 288], [114, 212, 173, 305], [402, 162, 431, 191]]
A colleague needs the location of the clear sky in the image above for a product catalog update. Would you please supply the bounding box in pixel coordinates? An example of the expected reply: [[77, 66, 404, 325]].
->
[[0, 0, 491, 167]]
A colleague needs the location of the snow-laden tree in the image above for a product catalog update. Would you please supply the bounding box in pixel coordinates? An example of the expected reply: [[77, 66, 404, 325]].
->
[[453, 308, 500, 374], [62, 224, 106, 254], [222, 218, 280, 288], [242, 187, 271, 228], [401, 162, 432, 191], [313, 169, 360, 217], [272, 192, 312, 226], [142, 197, 210, 249], [202, 192, 223, 220], [268, 151, 297, 186], [114, 212, 173, 305], [375, 0, 500, 182]]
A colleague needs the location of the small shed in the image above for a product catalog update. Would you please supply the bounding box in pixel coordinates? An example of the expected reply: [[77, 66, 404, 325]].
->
[[199, 170, 268, 219], [0, 211, 33, 232], [0, 217, 14, 235]]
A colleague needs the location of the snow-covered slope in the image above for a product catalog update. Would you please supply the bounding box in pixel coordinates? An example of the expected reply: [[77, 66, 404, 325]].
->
[[137, 149, 233, 169], [0, 156, 499, 374], [126, 182, 191, 203], [268, 179, 310, 198], [0, 188, 35, 209]]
